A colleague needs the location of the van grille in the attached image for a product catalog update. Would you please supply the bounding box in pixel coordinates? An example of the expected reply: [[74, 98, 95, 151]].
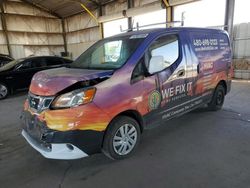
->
[[28, 93, 54, 113]]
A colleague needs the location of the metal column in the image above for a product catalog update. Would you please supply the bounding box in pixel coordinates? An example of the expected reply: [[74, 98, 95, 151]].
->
[[0, 1, 12, 57], [98, 5, 104, 39], [224, 0, 235, 39], [61, 19, 68, 55], [127, 0, 134, 29]]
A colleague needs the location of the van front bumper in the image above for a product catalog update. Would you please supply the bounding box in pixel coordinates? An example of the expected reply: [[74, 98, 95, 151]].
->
[[22, 130, 88, 159], [21, 111, 105, 160]]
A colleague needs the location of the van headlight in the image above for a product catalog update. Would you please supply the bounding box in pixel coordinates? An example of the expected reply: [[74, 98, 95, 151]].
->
[[51, 88, 96, 108]]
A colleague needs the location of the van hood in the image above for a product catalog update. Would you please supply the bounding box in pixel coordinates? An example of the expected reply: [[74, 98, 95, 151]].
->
[[30, 67, 113, 96]]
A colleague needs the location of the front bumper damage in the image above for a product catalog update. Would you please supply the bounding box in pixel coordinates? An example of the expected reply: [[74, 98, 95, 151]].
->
[[22, 130, 88, 159], [21, 111, 104, 160]]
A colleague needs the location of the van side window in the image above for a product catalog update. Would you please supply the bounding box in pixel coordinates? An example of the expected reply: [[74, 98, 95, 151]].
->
[[147, 35, 179, 73], [131, 57, 145, 84]]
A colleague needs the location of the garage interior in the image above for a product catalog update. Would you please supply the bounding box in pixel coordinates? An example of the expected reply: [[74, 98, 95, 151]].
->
[[1, 0, 250, 187]]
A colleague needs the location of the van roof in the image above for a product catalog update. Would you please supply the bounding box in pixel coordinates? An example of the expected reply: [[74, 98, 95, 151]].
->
[[108, 27, 228, 38]]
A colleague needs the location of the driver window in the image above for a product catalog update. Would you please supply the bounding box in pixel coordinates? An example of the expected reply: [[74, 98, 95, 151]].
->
[[147, 35, 179, 73]]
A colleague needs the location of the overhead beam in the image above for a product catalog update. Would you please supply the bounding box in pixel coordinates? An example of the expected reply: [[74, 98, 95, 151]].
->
[[21, 0, 62, 18], [0, 0, 12, 57], [51, 2, 73, 13], [80, 2, 99, 23], [100, 0, 117, 6], [64, 2, 99, 18], [87, 0, 100, 6]]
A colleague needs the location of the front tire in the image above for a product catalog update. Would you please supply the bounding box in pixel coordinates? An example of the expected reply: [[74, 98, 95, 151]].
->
[[0, 83, 9, 100], [207, 84, 225, 111], [102, 116, 141, 160]]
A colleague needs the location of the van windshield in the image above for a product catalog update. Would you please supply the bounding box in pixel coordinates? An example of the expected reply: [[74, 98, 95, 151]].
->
[[70, 36, 144, 70]]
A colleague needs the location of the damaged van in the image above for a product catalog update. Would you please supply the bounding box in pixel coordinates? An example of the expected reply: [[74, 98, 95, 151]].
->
[[21, 27, 232, 160]]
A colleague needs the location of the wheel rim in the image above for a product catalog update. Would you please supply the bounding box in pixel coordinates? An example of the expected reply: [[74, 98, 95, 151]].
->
[[0, 84, 7, 99], [216, 90, 223, 105], [113, 123, 138, 156]]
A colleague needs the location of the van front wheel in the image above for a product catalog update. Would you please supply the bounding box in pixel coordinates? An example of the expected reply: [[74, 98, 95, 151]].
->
[[102, 116, 141, 160], [207, 85, 225, 111]]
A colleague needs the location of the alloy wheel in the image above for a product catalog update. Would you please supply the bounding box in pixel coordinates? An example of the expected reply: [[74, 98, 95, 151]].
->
[[113, 123, 138, 156], [0, 84, 8, 99]]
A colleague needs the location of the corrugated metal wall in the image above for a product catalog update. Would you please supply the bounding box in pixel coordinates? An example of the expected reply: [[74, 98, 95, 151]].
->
[[233, 22, 250, 59], [65, 10, 100, 59], [0, 15, 9, 54], [64, 0, 130, 60], [65, 0, 161, 59], [2, 0, 246, 63], [0, 0, 64, 59], [0, 0, 164, 60]]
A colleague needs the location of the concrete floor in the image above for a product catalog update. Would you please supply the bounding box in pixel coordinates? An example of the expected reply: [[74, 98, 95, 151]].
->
[[0, 80, 250, 188]]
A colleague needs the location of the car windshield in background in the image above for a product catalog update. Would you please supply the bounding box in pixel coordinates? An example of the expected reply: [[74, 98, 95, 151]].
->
[[70, 35, 145, 70]]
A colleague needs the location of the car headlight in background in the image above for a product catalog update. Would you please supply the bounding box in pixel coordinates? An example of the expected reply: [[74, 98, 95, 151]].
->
[[52, 88, 96, 108]]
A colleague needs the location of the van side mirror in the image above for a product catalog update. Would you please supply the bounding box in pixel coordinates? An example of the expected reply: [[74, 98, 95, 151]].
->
[[148, 56, 165, 74]]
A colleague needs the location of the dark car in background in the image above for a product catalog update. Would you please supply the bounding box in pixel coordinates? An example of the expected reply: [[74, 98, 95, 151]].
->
[[0, 54, 14, 67], [0, 56, 72, 99]]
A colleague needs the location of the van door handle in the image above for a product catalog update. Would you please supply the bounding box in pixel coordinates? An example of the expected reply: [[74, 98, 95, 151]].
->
[[177, 69, 185, 77]]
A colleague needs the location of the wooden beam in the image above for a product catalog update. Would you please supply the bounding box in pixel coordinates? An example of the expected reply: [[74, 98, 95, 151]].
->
[[0, 0, 12, 57]]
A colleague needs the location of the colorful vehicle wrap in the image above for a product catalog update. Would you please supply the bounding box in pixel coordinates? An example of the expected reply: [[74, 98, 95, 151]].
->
[[21, 28, 232, 159]]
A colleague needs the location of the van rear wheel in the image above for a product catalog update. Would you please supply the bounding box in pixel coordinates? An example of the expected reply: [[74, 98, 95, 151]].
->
[[207, 84, 225, 111], [102, 116, 141, 160]]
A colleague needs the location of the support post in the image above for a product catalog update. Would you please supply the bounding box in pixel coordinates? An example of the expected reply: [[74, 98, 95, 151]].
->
[[224, 0, 235, 39], [167, 6, 173, 22], [98, 5, 104, 39], [127, 0, 134, 29], [61, 18, 68, 55], [0, 0, 12, 57], [163, 0, 173, 27]]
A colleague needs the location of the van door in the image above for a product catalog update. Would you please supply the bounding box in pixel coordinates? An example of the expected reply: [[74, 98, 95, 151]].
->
[[142, 34, 192, 127], [186, 31, 231, 103]]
